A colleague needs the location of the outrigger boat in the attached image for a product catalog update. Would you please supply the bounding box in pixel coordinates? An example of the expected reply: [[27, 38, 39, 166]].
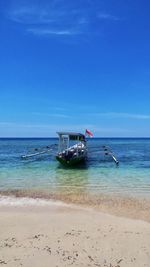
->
[[56, 132, 87, 166], [21, 129, 119, 166]]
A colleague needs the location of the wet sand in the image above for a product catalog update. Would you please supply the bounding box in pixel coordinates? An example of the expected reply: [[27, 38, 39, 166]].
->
[[1, 189, 150, 222], [0, 200, 150, 267]]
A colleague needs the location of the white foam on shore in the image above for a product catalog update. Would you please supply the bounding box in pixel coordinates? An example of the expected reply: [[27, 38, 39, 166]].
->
[[0, 195, 70, 207]]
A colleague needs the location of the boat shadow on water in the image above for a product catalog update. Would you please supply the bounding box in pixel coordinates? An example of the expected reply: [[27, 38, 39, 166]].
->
[[56, 160, 89, 170]]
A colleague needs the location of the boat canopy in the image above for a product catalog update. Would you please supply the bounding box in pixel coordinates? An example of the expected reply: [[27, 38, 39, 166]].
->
[[57, 132, 85, 141]]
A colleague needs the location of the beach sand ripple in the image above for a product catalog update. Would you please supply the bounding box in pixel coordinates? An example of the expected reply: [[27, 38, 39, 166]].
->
[[0, 203, 150, 267]]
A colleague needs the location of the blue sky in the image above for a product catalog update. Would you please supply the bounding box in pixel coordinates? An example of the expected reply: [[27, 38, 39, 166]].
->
[[0, 0, 150, 137]]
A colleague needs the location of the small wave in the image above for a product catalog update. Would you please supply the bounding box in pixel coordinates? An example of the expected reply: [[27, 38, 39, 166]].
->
[[0, 195, 69, 207]]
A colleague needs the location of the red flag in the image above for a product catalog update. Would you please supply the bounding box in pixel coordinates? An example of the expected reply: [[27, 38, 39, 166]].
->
[[85, 129, 93, 137]]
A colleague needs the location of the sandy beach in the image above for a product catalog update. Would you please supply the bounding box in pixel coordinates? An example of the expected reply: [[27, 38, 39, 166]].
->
[[0, 200, 150, 267]]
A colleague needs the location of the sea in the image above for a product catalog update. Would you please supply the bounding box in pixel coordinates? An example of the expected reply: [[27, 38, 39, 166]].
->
[[0, 138, 150, 206]]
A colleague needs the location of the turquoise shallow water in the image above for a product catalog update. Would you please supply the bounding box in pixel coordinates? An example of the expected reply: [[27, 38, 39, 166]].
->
[[0, 138, 150, 198]]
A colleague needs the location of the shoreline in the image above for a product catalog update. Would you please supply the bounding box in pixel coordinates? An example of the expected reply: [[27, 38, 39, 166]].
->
[[0, 189, 150, 222]]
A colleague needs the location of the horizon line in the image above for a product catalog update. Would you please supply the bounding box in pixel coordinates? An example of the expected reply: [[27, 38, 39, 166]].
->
[[0, 136, 150, 139]]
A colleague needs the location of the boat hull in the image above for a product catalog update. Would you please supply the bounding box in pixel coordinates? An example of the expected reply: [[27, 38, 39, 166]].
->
[[56, 155, 86, 166]]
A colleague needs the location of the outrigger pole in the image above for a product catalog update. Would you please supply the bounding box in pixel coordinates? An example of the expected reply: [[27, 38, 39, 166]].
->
[[21, 144, 58, 159], [108, 152, 119, 165], [21, 149, 52, 159], [102, 146, 119, 166]]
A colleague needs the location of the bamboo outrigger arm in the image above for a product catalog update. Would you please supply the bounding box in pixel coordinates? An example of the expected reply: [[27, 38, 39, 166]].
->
[[21, 149, 52, 159]]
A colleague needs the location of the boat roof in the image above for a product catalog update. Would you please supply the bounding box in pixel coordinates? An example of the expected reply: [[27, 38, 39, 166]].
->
[[57, 132, 85, 137]]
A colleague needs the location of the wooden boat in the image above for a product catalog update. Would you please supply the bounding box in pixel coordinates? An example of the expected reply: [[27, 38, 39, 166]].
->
[[56, 132, 87, 166], [21, 129, 119, 166]]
